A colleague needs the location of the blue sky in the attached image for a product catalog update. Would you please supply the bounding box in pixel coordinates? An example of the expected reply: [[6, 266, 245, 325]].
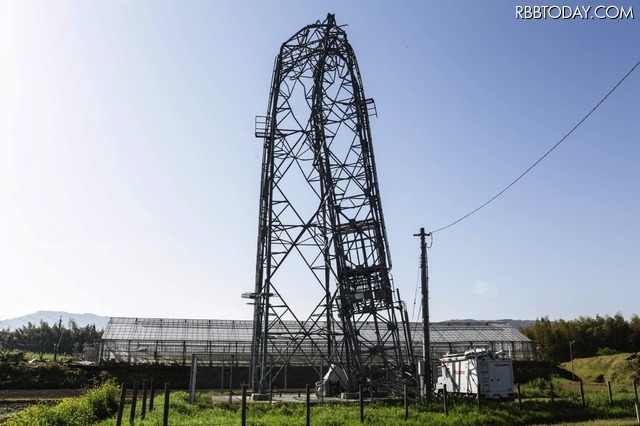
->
[[1, 1, 638, 324]]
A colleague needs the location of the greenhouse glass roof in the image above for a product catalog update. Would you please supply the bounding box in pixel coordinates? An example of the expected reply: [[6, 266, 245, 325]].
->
[[412, 321, 531, 343], [102, 317, 531, 344], [102, 318, 254, 342]]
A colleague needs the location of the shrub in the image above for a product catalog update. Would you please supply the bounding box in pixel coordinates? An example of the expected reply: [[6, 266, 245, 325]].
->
[[83, 381, 120, 418], [596, 347, 619, 356], [53, 398, 95, 426], [5, 382, 119, 426], [0, 362, 93, 389], [528, 377, 549, 390]]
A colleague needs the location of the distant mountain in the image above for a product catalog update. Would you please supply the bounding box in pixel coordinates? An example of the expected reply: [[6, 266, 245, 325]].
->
[[0, 311, 110, 331], [497, 319, 535, 330]]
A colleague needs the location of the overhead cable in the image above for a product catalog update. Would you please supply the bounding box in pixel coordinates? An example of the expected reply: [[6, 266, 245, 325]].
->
[[430, 59, 640, 234]]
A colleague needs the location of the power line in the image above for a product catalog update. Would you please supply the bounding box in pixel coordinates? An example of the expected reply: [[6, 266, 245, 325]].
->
[[430, 59, 640, 235]]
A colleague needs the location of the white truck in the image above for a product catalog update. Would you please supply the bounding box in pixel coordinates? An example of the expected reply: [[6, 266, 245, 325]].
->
[[435, 348, 515, 400]]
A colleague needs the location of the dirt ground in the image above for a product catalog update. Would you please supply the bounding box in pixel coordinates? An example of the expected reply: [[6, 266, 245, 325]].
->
[[0, 389, 84, 400]]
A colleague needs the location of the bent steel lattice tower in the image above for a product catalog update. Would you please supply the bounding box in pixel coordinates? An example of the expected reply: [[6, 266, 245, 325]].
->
[[251, 14, 414, 396]]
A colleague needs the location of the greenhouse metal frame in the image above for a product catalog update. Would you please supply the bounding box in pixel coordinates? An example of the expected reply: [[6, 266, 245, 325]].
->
[[99, 317, 536, 366]]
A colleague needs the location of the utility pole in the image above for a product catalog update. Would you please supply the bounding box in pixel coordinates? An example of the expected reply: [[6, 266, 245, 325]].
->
[[53, 317, 63, 362], [414, 228, 431, 400], [569, 340, 576, 381]]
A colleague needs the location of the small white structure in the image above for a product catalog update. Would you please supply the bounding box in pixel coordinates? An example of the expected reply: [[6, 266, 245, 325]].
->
[[435, 348, 515, 400], [316, 364, 351, 397]]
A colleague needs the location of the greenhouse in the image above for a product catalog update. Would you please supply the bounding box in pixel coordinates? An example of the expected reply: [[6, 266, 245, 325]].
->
[[99, 317, 535, 366], [423, 321, 535, 360]]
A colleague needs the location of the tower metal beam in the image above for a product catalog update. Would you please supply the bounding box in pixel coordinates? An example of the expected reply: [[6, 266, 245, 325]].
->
[[250, 14, 415, 397]]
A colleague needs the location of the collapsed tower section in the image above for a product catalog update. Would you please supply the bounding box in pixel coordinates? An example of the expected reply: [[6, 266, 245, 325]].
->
[[251, 14, 414, 397]]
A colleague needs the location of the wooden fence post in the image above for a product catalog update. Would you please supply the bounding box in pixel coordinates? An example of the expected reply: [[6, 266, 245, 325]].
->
[[116, 383, 126, 426], [306, 384, 311, 426], [580, 381, 585, 407], [241, 384, 247, 426], [130, 381, 138, 425], [608, 381, 613, 406], [149, 379, 155, 412], [359, 384, 364, 423], [163, 383, 170, 426], [404, 384, 409, 421], [443, 384, 449, 416], [141, 379, 147, 420]]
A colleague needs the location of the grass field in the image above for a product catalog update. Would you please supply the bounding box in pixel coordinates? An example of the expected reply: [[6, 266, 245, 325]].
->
[[561, 353, 640, 384], [90, 387, 640, 426], [3, 353, 639, 425]]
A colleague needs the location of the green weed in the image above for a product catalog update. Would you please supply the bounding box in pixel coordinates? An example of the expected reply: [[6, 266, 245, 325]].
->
[[92, 390, 639, 426], [5, 381, 119, 426]]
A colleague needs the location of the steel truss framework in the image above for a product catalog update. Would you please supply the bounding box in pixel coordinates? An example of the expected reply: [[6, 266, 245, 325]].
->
[[251, 14, 415, 395]]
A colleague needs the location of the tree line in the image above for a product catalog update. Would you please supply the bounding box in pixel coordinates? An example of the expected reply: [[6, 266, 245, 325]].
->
[[0, 320, 103, 361], [3, 314, 639, 364], [520, 314, 640, 363]]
